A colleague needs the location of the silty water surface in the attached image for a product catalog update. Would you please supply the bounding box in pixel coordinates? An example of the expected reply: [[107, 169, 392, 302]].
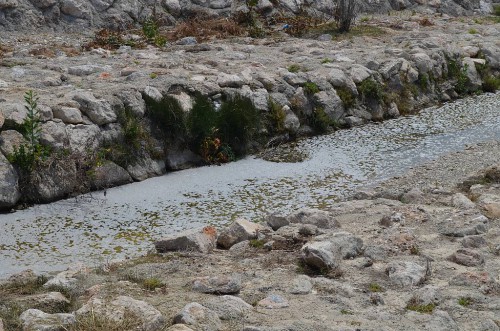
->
[[0, 92, 499, 278]]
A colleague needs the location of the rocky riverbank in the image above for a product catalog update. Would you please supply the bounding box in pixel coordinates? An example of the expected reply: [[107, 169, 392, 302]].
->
[[1, 8, 499, 210], [1, 141, 499, 331]]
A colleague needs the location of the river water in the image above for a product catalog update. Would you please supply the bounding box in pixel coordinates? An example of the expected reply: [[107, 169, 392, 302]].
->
[[0, 92, 499, 278]]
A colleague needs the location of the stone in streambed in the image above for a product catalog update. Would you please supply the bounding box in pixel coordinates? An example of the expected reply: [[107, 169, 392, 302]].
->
[[155, 227, 217, 254]]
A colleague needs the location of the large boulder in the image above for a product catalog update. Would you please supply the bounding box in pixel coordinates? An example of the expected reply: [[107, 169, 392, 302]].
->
[[386, 261, 427, 287], [315, 232, 364, 259], [192, 274, 242, 294], [287, 208, 340, 229], [301, 241, 341, 271], [72, 91, 117, 125], [203, 295, 252, 320], [15, 292, 70, 313], [19, 309, 76, 331], [173, 303, 222, 331], [89, 161, 133, 190], [76, 296, 166, 331], [217, 218, 266, 249], [155, 227, 217, 254]]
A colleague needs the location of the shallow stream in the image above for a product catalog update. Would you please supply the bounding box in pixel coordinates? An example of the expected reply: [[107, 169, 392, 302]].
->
[[0, 92, 499, 278]]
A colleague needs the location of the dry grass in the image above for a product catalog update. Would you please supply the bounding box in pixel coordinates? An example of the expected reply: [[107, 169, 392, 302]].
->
[[166, 18, 246, 42], [68, 312, 142, 331]]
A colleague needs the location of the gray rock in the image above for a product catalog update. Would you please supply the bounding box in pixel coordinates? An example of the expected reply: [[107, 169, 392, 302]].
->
[[316, 231, 364, 259], [0, 129, 25, 156], [257, 294, 289, 309], [287, 208, 340, 229], [412, 285, 442, 306], [32, 0, 56, 8], [448, 249, 484, 266], [192, 274, 242, 294], [438, 214, 489, 237], [178, 37, 197, 45], [115, 89, 146, 118], [0, 152, 20, 209], [0, 318, 3, 331], [0, 0, 17, 9], [166, 149, 203, 170], [410, 53, 433, 73], [217, 73, 244, 88], [1, 102, 26, 127], [155, 226, 217, 254], [143, 86, 163, 102], [265, 212, 290, 231], [349, 64, 372, 83], [476, 193, 500, 219], [15, 292, 70, 313], [386, 261, 427, 287], [40, 121, 69, 150], [76, 296, 166, 331], [289, 275, 313, 294], [66, 123, 100, 153], [44, 263, 89, 290], [480, 43, 500, 69], [173, 303, 222, 331], [312, 90, 344, 122], [53, 107, 83, 124], [463, 57, 483, 91], [126, 157, 165, 181], [461, 235, 487, 248], [405, 309, 458, 331], [318, 34, 332, 41], [203, 295, 252, 320], [72, 92, 117, 125], [401, 187, 426, 204], [301, 241, 341, 271], [298, 224, 319, 236], [363, 245, 387, 261], [166, 325, 195, 331], [451, 193, 476, 209], [217, 218, 265, 249], [19, 309, 76, 331], [90, 161, 133, 189], [68, 64, 105, 76]]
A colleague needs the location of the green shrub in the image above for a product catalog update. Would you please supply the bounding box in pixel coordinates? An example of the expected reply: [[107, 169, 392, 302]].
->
[[468, 28, 478, 34], [458, 297, 473, 307], [455, 64, 471, 95], [267, 97, 286, 134], [187, 93, 219, 150], [482, 75, 500, 92], [358, 78, 383, 101], [288, 64, 301, 73], [336, 86, 355, 108], [494, 4, 500, 16], [369, 283, 383, 292], [417, 73, 429, 90], [303, 82, 320, 95], [217, 95, 261, 156], [142, 277, 164, 291], [249, 239, 265, 248], [143, 94, 187, 139], [8, 90, 50, 172], [309, 107, 333, 133], [447, 57, 461, 79], [406, 303, 436, 313]]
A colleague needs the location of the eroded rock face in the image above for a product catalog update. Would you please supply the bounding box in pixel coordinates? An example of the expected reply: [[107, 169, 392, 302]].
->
[[0, 152, 20, 209]]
